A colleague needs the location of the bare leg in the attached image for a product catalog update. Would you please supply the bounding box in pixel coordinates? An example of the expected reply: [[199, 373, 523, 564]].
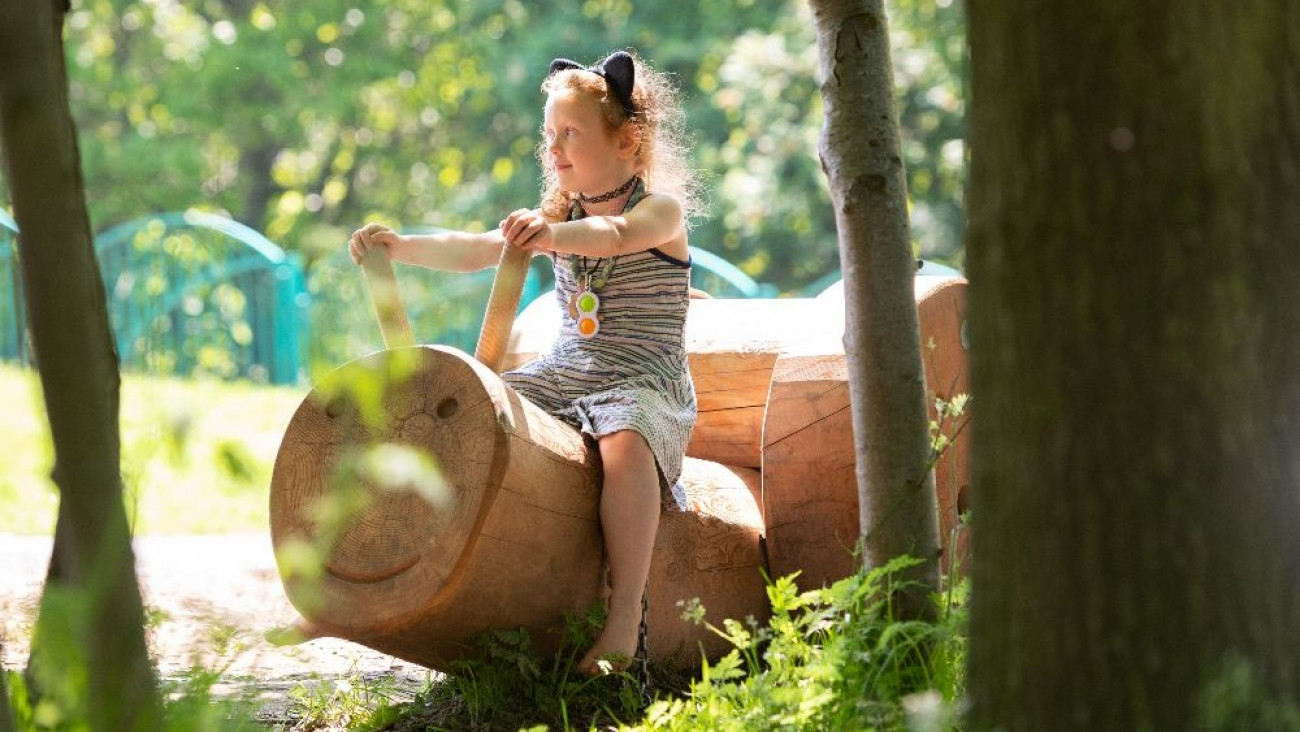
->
[[578, 430, 660, 675]]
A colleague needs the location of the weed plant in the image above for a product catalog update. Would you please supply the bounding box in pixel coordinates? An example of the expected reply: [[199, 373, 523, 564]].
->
[[4, 663, 264, 731], [642, 556, 966, 731], [380, 604, 659, 731], [286, 670, 415, 731]]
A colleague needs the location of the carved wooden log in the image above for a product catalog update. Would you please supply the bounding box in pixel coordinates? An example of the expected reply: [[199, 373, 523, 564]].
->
[[915, 276, 971, 574], [762, 276, 971, 588], [650, 457, 768, 661], [270, 345, 767, 669]]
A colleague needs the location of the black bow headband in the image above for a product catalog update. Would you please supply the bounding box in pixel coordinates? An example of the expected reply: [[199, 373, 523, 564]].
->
[[548, 51, 637, 118]]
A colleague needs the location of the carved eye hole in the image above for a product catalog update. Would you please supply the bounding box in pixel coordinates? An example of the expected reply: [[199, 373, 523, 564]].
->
[[436, 397, 459, 419], [325, 397, 347, 418]]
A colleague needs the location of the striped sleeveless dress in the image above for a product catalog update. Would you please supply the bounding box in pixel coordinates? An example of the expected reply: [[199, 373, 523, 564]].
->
[[502, 180, 697, 488]]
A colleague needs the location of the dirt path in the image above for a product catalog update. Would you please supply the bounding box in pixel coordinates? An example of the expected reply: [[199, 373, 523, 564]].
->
[[0, 533, 432, 725]]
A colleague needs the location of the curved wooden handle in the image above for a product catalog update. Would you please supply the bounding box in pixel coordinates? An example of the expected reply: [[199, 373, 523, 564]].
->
[[474, 245, 530, 372], [361, 248, 415, 349]]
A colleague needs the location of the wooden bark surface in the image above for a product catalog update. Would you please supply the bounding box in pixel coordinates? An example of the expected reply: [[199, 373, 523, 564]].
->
[[361, 249, 414, 349], [271, 346, 767, 668], [0, 1, 161, 726], [809, 0, 940, 614], [474, 245, 532, 372], [966, 3, 1300, 728]]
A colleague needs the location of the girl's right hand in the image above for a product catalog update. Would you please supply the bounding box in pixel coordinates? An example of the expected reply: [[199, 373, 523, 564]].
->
[[348, 223, 403, 264]]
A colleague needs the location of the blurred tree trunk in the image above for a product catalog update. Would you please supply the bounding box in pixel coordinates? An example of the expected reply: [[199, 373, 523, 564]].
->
[[0, 649, 11, 732], [240, 140, 279, 230], [809, 0, 940, 620], [0, 2, 162, 729], [966, 3, 1300, 729]]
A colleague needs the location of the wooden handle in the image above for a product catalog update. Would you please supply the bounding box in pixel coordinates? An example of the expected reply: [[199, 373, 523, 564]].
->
[[474, 245, 530, 372], [361, 248, 415, 349]]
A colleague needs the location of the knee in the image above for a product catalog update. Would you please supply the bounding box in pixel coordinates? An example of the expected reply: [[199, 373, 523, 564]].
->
[[598, 430, 653, 463]]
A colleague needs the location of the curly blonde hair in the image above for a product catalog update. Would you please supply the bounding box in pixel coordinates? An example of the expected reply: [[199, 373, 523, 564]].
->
[[537, 50, 701, 224]]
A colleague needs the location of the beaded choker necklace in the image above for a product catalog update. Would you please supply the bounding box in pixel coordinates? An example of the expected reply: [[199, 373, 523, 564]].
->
[[578, 175, 638, 204]]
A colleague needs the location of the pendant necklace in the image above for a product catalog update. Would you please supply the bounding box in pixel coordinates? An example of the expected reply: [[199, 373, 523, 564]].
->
[[566, 177, 645, 340], [569, 258, 606, 339]]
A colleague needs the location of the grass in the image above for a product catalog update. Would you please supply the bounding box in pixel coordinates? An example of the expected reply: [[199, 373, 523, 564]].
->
[[0, 362, 305, 535]]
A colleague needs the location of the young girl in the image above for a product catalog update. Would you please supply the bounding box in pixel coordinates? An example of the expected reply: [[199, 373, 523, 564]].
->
[[348, 50, 698, 675]]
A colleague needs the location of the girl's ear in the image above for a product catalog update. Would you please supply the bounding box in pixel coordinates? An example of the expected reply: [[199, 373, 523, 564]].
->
[[618, 123, 642, 160]]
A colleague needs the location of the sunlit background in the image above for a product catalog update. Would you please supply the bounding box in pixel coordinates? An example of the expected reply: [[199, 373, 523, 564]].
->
[[0, 0, 965, 533], [6, 0, 964, 280]]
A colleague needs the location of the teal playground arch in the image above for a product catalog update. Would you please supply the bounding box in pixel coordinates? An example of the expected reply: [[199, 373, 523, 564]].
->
[[3, 206, 777, 385], [689, 247, 778, 298], [93, 210, 307, 383], [0, 210, 22, 365]]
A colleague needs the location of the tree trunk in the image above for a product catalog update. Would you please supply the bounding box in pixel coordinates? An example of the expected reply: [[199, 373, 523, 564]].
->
[[0, 2, 162, 729], [240, 141, 279, 231], [0, 647, 12, 732], [966, 4, 1300, 729], [808, 0, 940, 619]]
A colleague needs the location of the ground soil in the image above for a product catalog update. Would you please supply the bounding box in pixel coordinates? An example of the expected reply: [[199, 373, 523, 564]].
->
[[0, 533, 433, 727]]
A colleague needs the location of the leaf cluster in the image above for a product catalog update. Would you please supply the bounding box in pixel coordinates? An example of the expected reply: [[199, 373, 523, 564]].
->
[[642, 557, 967, 731], [379, 604, 654, 731]]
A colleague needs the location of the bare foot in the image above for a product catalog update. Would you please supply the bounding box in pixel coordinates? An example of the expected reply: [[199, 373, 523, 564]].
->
[[577, 606, 641, 676]]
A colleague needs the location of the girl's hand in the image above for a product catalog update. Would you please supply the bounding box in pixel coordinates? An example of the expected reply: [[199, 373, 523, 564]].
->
[[500, 209, 553, 253], [348, 223, 403, 264]]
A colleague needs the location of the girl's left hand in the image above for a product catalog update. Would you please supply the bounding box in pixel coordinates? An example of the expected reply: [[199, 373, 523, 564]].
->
[[500, 208, 553, 253]]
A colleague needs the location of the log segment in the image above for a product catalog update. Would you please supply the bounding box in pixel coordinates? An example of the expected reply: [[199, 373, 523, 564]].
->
[[761, 276, 971, 588], [649, 458, 768, 661], [270, 345, 767, 670]]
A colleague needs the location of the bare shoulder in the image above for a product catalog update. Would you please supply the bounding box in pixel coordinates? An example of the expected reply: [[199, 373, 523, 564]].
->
[[634, 193, 688, 261], [636, 191, 684, 223]]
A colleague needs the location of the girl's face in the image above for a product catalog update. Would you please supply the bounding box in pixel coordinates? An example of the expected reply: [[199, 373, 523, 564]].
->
[[543, 89, 635, 195]]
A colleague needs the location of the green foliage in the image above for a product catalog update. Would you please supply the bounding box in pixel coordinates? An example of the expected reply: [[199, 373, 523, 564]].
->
[[4, 628, 265, 732], [381, 604, 654, 731], [286, 670, 414, 731], [641, 556, 966, 731], [1196, 653, 1300, 732], [24, 0, 966, 298], [370, 560, 967, 732]]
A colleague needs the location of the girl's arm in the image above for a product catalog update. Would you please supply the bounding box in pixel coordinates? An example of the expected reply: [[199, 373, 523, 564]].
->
[[500, 194, 685, 259], [348, 223, 507, 273]]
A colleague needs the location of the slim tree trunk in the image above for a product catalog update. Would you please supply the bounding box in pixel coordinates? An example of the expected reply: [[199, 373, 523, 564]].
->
[[966, 3, 1300, 729], [0, 2, 162, 729], [809, 0, 940, 619], [240, 141, 280, 231], [0, 647, 11, 732]]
